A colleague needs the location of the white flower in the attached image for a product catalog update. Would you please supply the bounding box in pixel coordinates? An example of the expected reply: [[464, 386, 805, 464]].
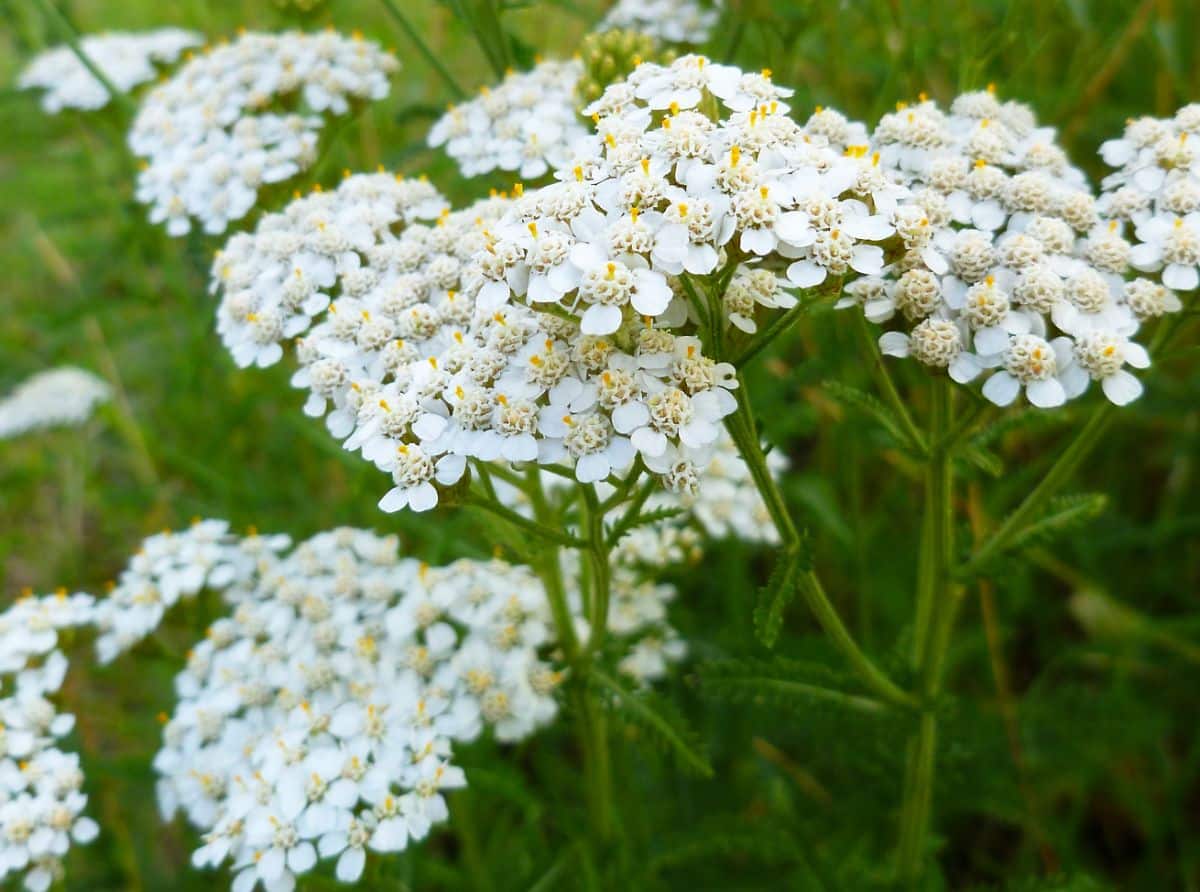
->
[[1061, 330, 1150, 405], [0, 368, 109, 439], [132, 31, 399, 235], [18, 29, 201, 113], [598, 0, 723, 45]]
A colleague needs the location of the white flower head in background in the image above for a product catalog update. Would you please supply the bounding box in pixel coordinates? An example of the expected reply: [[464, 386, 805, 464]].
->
[[0, 592, 98, 892], [0, 367, 110, 440], [1099, 104, 1200, 294], [17, 29, 202, 113], [598, 0, 723, 46], [428, 59, 589, 180], [857, 88, 1163, 408], [133, 526, 567, 889], [130, 30, 400, 236]]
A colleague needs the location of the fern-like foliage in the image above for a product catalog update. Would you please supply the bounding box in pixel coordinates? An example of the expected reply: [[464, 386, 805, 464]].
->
[[589, 667, 713, 777]]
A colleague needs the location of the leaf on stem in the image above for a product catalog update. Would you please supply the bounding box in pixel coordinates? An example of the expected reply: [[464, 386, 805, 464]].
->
[[752, 543, 808, 649], [695, 657, 891, 716], [589, 668, 714, 778], [821, 380, 922, 453]]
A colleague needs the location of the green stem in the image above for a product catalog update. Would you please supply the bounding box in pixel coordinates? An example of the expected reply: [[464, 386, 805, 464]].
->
[[579, 486, 612, 654], [726, 374, 916, 710], [462, 491, 584, 548], [855, 313, 926, 453], [378, 0, 468, 99], [897, 378, 955, 883], [32, 0, 135, 114], [957, 404, 1116, 580]]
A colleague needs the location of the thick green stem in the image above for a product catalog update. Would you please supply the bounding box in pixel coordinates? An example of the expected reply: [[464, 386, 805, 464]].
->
[[378, 0, 468, 99], [523, 473, 612, 839], [579, 486, 612, 654], [726, 375, 916, 710], [897, 378, 956, 883]]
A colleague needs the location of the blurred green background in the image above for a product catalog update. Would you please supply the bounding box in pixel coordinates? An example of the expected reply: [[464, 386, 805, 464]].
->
[[1, 0, 1198, 889]]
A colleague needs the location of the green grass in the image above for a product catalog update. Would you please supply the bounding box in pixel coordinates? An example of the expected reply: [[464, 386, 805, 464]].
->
[[2, 0, 1199, 889]]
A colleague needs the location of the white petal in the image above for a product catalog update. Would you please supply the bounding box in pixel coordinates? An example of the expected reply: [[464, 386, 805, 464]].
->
[[1102, 369, 1143, 405], [1026, 377, 1066, 408], [878, 331, 910, 358], [580, 304, 623, 335], [407, 481, 439, 512], [337, 847, 366, 883], [786, 260, 827, 288], [982, 371, 1021, 406], [1162, 263, 1199, 291]]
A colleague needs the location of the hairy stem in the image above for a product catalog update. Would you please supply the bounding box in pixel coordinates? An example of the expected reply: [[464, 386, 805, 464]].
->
[[726, 374, 916, 710], [897, 378, 955, 883]]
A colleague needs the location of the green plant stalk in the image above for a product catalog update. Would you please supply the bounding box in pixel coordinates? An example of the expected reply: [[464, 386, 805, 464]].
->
[[32, 0, 135, 114], [958, 404, 1116, 579], [377, 0, 468, 99], [725, 376, 916, 710], [897, 378, 955, 883], [522, 471, 613, 841], [854, 313, 926, 453]]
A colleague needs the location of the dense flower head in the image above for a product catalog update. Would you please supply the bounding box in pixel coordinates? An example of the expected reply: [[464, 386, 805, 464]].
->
[[147, 527, 559, 889], [0, 368, 110, 440], [856, 89, 1158, 408], [0, 593, 98, 892], [428, 59, 588, 180], [130, 30, 399, 236], [1099, 104, 1200, 295], [17, 29, 201, 113], [79, 519, 683, 888], [598, 0, 722, 46], [211, 170, 449, 369], [473, 55, 899, 339], [92, 520, 290, 664]]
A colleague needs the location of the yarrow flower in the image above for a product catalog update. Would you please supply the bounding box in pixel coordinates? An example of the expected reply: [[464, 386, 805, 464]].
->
[[428, 59, 588, 181], [92, 520, 290, 664], [598, 0, 722, 46], [0, 592, 98, 892], [17, 29, 201, 113], [130, 30, 399, 236], [73, 520, 686, 887], [853, 88, 1159, 408], [0, 368, 110, 439], [1099, 104, 1200, 294]]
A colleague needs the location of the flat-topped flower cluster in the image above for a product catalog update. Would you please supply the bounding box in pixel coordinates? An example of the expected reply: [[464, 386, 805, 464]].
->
[[0, 368, 110, 440], [0, 593, 98, 892], [826, 89, 1191, 408], [130, 30, 399, 236], [599, 0, 722, 46], [428, 59, 588, 180], [18, 29, 201, 113]]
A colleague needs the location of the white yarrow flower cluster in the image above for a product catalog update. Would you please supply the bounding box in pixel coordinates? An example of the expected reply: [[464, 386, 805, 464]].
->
[[0, 593, 98, 892], [212, 171, 448, 369], [92, 520, 290, 664], [130, 31, 399, 236], [0, 368, 110, 440], [428, 59, 588, 180], [858, 90, 1155, 407], [598, 0, 722, 46], [142, 527, 563, 889], [1099, 104, 1200, 295], [17, 29, 201, 113]]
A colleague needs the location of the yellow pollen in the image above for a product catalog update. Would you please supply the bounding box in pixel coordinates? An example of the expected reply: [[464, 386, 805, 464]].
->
[[1103, 345, 1116, 356], [640, 157, 650, 175], [985, 275, 995, 287], [1109, 220, 1119, 231], [379, 399, 391, 411], [428, 357, 438, 368], [918, 91, 928, 102], [528, 221, 539, 238], [987, 82, 996, 94], [562, 415, 574, 426], [496, 393, 508, 406], [605, 262, 616, 279], [975, 158, 987, 168], [631, 206, 640, 223], [730, 145, 741, 166], [761, 68, 772, 78], [493, 311, 506, 324], [678, 202, 689, 216], [529, 355, 543, 366], [455, 386, 464, 399], [513, 182, 524, 196], [574, 165, 584, 182], [759, 185, 769, 199]]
